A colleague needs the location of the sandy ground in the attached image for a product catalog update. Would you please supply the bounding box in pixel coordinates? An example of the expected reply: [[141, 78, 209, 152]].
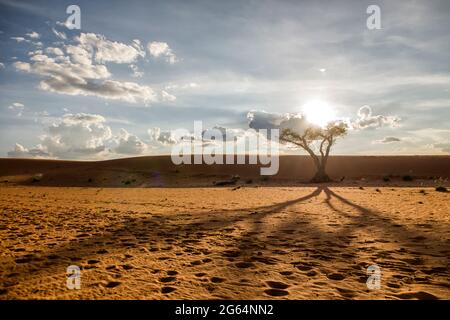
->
[[0, 185, 448, 300]]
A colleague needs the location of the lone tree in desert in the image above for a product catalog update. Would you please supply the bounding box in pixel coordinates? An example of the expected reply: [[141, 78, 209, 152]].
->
[[280, 121, 347, 182]]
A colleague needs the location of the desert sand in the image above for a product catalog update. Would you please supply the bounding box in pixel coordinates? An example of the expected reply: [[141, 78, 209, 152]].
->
[[0, 156, 449, 299]]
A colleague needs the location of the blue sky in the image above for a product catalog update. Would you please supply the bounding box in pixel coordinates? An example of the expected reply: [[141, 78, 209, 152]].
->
[[1, 0, 450, 159]]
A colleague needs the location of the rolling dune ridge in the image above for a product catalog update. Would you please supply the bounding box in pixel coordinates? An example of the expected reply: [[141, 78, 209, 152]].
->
[[0, 156, 449, 299]]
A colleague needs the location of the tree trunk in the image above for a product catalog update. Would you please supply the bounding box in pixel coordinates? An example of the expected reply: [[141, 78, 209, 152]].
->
[[310, 165, 332, 183]]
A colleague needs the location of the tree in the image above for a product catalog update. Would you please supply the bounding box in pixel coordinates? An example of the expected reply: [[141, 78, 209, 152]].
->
[[280, 121, 347, 182]]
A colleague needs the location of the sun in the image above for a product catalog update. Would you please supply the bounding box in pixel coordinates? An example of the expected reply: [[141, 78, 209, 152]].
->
[[302, 99, 336, 127]]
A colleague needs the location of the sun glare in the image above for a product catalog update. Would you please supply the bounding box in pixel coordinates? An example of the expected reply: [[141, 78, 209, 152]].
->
[[302, 99, 336, 127]]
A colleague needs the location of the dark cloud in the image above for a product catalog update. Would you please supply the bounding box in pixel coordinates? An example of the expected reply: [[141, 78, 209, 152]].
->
[[375, 136, 401, 144]]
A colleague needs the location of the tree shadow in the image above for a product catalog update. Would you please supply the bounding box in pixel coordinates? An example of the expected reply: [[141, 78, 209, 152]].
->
[[4, 186, 447, 294]]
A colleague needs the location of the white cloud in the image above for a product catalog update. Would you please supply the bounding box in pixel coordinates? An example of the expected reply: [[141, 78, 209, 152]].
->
[[161, 90, 176, 102], [8, 113, 111, 159], [8, 113, 113, 159], [8, 113, 157, 159], [147, 41, 177, 64], [13, 32, 172, 104], [7, 143, 49, 158], [353, 105, 401, 129], [52, 27, 67, 40], [8, 102, 25, 116], [56, 21, 69, 28], [114, 128, 147, 154], [14, 49, 157, 104], [130, 64, 144, 78], [45, 47, 64, 56], [8, 102, 24, 109], [148, 127, 179, 145], [26, 31, 40, 39], [39, 113, 112, 158], [0, 62, 5, 69], [13, 61, 31, 72], [11, 36, 29, 43], [77, 33, 145, 64], [65, 44, 93, 65]]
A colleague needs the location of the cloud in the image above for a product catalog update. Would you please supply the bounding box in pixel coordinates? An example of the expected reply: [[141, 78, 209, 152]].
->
[[52, 27, 67, 40], [147, 41, 177, 64], [374, 136, 402, 144], [148, 127, 179, 145], [247, 110, 311, 135], [77, 33, 145, 64], [353, 106, 401, 129], [11, 36, 29, 43], [7, 143, 49, 158], [45, 47, 64, 56], [8, 102, 25, 116], [8, 113, 113, 159], [12, 32, 175, 104], [41, 113, 112, 158], [0, 62, 4, 69], [26, 31, 40, 39], [8, 102, 24, 109], [114, 128, 147, 155], [161, 90, 176, 102], [433, 142, 450, 153], [14, 46, 159, 104], [247, 110, 285, 130], [8, 113, 158, 159], [130, 64, 144, 78], [13, 61, 31, 72]]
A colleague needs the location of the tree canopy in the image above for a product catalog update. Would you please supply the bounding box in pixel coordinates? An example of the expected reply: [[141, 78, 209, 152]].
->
[[280, 121, 347, 182]]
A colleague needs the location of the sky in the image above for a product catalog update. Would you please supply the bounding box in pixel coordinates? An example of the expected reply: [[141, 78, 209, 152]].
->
[[0, 0, 450, 159]]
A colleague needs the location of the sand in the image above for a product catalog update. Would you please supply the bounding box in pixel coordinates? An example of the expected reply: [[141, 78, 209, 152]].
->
[[0, 185, 448, 300], [0, 156, 449, 299]]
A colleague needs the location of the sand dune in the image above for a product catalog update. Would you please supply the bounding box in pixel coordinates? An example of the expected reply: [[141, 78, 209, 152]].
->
[[0, 156, 449, 300], [0, 155, 449, 187]]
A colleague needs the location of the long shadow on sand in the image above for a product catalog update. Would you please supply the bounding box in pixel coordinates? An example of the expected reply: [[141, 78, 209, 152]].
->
[[2, 187, 448, 297]]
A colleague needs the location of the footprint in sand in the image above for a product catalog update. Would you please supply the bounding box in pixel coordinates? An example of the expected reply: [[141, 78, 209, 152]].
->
[[87, 259, 100, 264], [121, 264, 134, 270], [387, 282, 402, 289], [161, 286, 176, 294], [235, 262, 254, 269], [222, 250, 241, 258], [195, 272, 206, 277], [266, 281, 290, 290], [336, 287, 356, 298], [159, 276, 177, 283], [264, 289, 289, 297], [190, 260, 202, 266], [105, 281, 121, 288], [210, 277, 226, 283], [394, 291, 438, 300], [295, 263, 313, 271], [327, 273, 346, 281]]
